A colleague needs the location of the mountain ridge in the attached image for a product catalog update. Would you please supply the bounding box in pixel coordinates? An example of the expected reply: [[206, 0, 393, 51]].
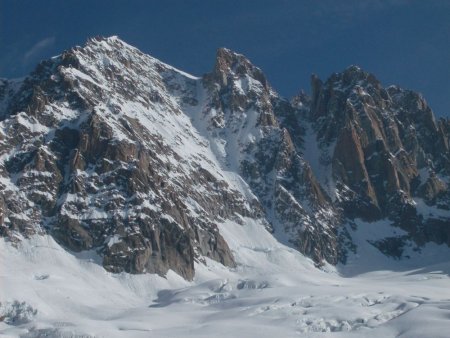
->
[[0, 36, 449, 280]]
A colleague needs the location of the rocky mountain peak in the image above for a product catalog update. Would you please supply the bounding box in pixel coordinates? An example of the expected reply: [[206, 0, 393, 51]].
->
[[310, 65, 380, 100], [310, 66, 391, 139], [201, 47, 278, 139], [211, 47, 268, 89], [330, 65, 381, 90], [0, 37, 260, 280], [0, 37, 449, 281], [304, 61, 450, 258]]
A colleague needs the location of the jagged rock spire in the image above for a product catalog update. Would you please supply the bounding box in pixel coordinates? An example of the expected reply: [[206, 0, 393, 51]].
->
[[211, 47, 268, 88]]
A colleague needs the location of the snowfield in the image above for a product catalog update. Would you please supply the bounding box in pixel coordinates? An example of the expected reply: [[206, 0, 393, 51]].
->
[[1, 217, 450, 337]]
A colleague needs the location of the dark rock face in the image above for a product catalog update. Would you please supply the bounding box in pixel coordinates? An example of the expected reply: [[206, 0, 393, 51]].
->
[[0, 37, 449, 279], [0, 37, 255, 280], [306, 66, 450, 252], [201, 48, 341, 265]]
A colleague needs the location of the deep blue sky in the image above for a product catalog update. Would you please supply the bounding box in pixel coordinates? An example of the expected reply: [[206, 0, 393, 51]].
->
[[1, 0, 449, 115]]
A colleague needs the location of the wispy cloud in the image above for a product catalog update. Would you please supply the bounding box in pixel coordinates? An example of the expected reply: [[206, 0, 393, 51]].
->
[[23, 37, 56, 64]]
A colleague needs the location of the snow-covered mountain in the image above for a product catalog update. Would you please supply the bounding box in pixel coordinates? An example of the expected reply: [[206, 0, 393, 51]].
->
[[1, 36, 450, 337]]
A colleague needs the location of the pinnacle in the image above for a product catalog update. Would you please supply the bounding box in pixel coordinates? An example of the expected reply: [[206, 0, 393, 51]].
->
[[213, 47, 268, 88], [214, 47, 252, 72]]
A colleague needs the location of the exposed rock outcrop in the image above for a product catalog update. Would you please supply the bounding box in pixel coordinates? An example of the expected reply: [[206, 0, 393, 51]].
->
[[0, 37, 449, 279], [306, 66, 450, 253]]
